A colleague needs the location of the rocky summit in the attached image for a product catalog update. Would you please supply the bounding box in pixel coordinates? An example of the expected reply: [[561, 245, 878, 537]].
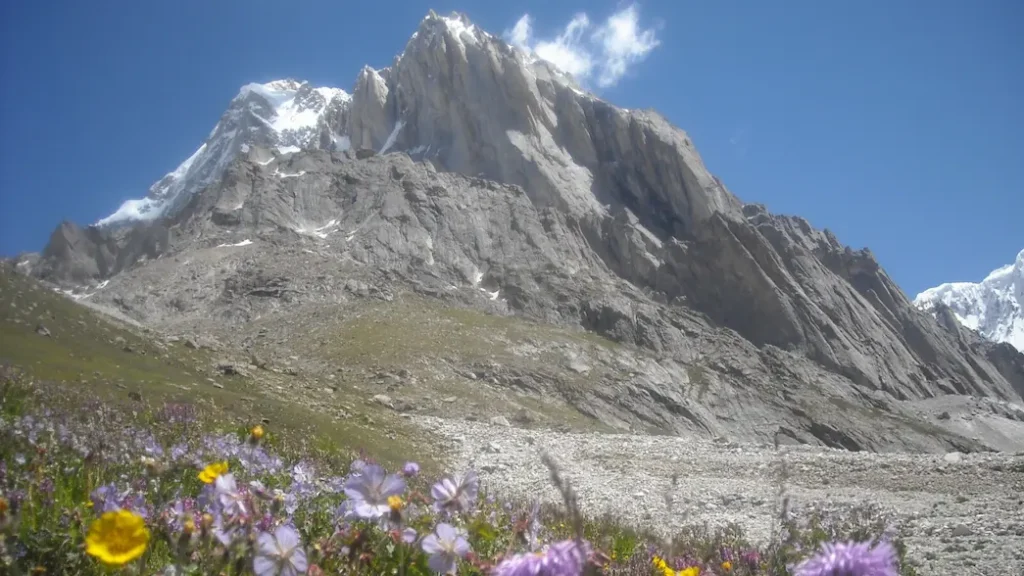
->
[[12, 11, 1024, 455]]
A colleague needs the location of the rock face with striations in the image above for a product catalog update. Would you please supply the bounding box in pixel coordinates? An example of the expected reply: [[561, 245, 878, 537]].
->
[[18, 11, 1024, 452]]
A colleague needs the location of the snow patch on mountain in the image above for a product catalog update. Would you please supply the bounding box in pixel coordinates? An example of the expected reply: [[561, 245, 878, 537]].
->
[[915, 249, 1024, 352], [96, 80, 351, 227]]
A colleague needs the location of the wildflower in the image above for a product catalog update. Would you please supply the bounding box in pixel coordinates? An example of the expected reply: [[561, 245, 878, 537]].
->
[[215, 473, 247, 517], [791, 539, 898, 576], [653, 556, 674, 576], [199, 461, 229, 483], [343, 464, 406, 519], [740, 550, 760, 569], [250, 425, 265, 441], [90, 484, 122, 515], [679, 568, 700, 576], [421, 523, 471, 574], [402, 461, 420, 477], [212, 513, 238, 547], [254, 524, 308, 576], [431, 470, 479, 514], [493, 539, 591, 576], [721, 560, 732, 572], [85, 510, 151, 566], [388, 495, 404, 512]]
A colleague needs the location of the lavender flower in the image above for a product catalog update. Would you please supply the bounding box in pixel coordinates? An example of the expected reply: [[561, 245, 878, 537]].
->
[[431, 470, 479, 514], [421, 523, 471, 574], [164, 498, 195, 533], [254, 524, 308, 576], [90, 484, 121, 515], [791, 539, 898, 576], [342, 464, 405, 520], [402, 461, 420, 477], [492, 539, 592, 576], [212, 513, 239, 547], [215, 473, 247, 517]]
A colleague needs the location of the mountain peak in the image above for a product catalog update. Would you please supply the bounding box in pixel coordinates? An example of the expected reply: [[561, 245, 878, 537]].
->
[[96, 77, 351, 227], [915, 249, 1024, 351]]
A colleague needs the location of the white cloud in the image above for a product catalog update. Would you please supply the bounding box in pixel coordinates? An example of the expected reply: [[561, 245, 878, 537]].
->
[[504, 4, 660, 88]]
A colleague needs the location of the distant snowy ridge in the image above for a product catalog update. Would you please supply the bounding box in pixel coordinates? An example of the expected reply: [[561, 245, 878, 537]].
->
[[914, 249, 1024, 352], [97, 79, 351, 226]]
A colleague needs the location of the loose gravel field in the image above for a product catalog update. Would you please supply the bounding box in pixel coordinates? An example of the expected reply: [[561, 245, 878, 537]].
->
[[414, 416, 1024, 576]]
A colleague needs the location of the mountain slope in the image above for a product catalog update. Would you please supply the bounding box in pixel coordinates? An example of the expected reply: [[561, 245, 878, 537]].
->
[[18, 11, 1024, 452], [915, 249, 1024, 352]]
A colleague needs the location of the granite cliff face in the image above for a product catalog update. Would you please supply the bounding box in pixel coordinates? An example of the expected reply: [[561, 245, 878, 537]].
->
[[19, 12, 1024, 452]]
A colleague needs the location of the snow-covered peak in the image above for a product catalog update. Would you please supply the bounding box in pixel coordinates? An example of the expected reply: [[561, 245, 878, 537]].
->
[[237, 80, 350, 138], [915, 249, 1024, 352], [97, 79, 350, 227]]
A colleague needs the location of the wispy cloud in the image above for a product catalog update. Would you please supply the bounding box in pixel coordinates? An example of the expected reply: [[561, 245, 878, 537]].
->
[[729, 125, 752, 159], [504, 4, 660, 88]]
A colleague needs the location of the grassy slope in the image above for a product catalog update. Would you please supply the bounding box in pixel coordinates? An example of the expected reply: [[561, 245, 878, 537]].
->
[[0, 268, 434, 470], [241, 292, 629, 433]]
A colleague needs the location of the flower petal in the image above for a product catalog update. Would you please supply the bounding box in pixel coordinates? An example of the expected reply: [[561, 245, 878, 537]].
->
[[421, 534, 442, 554], [274, 525, 302, 552]]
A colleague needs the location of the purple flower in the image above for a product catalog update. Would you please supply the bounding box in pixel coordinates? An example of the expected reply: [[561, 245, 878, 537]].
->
[[90, 484, 121, 515], [292, 462, 315, 485], [38, 478, 55, 504], [401, 527, 417, 543], [421, 523, 470, 574], [492, 539, 591, 576], [215, 473, 247, 517], [741, 549, 761, 568], [165, 498, 195, 533], [335, 499, 358, 524], [212, 513, 239, 547], [343, 464, 405, 519], [254, 524, 308, 576], [791, 540, 898, 576], [431, 470, 479, 514], [402, 462, 420, 477], [170, 443, 191, 463]]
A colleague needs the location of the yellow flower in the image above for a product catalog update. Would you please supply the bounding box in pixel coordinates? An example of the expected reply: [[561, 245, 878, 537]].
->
[[250, 425, 265, 441], [85, 510, 150, 566], [388, 495, 404, 512], [652, 556, 674, 576], [679, 568, 700, 576], [721, 560, 732, 572], [198, 461, 229, 483]]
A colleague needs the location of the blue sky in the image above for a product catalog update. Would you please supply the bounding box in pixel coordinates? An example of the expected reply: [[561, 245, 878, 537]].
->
[[0, 0, 1021, 297]]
